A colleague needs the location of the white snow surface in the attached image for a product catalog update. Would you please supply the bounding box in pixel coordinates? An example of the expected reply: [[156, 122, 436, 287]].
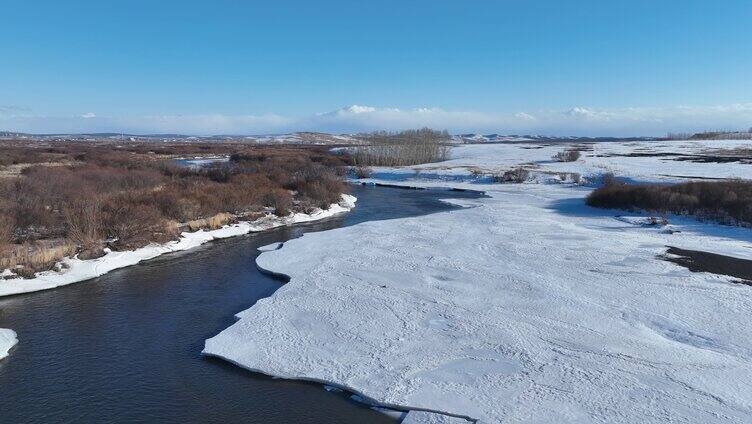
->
[[205, 140, 752, 423], [0, 195, 356, 297], [0, 328, 17, 360], [402, 411, 472, 424], [366, 139, 752, 184]]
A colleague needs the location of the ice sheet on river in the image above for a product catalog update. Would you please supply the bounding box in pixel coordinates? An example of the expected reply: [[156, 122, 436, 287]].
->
[[0, 328, 17, 360], [205, 180, 752, 423]]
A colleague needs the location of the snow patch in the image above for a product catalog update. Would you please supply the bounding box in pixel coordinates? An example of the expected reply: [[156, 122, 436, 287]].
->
[[205, 181, 752, 423], [204, 141, 752, 422], [257, 242, 284, 252], [402, 411, 473, 424], [0, 328, 18, 360], [615, 215, 669, 227]]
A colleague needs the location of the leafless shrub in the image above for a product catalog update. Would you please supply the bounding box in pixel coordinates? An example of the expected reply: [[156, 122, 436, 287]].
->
[[556, 172, 582, 184], [354, 166, 372, 179], [468, 167, 485, 177], [63, 193, 104, 258], [552, 148, 581, 162], [104, 201, 171, 250], [586, 180, 752, 226], [601, 172, 623, 187], [265, 189, 293, 216], [494, 167, 530, 183]]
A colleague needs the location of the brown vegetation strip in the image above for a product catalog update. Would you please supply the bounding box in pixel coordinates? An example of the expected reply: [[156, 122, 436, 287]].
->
[[586, 180, 752, 226], [1, 141, 350, 275]]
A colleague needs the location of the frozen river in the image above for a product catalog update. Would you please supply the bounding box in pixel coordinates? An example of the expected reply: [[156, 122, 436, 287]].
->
[[0, 184, 484, 423]]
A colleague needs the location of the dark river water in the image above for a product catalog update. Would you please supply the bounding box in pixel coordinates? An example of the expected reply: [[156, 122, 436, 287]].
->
[[0, 184, 483, 424]]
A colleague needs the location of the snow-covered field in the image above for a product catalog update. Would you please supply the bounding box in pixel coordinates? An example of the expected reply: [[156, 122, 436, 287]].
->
[[0, 195, 356, 298], [0, 328, 17, 360], [367, 139, 752, 185], [205, 140, 752, 423]]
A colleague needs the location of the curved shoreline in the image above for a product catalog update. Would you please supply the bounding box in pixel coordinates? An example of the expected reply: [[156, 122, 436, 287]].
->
[[201, 349, 474, 423], [203, 268, 476, 423], [202, 175, 752, 423], [204, 227, 479, 424], [0, 195, 357, 298], [0, 328, 17, 361]]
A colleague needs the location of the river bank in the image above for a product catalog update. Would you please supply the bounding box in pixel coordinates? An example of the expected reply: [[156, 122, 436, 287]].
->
[[0, 185, 484, 423], [0, 195, 356, 298]]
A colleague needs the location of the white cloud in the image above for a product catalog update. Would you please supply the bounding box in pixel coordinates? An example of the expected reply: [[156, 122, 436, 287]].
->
[[514, 112, 536, 121], [331, 105, 377, 114], [565, 107, 613, 120], [2, 103, 752, 136]]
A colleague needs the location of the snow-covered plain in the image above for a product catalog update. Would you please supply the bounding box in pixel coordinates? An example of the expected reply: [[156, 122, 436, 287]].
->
[[0, 195, 356, 298], [367, 139, 752, 185], [0, 328, 17, 360], [205, 140, 752, 423]]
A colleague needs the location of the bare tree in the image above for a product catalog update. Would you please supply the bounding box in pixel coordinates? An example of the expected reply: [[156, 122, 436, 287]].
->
[[353, 128, 451, 166]]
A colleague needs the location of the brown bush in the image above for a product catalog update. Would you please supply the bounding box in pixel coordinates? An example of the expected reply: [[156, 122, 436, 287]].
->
[[294, 168, 346, 208], [552, 148, 581, 162], [1, 141, 348, 271], [494, 167, 530, 183], [63, 192, 104, 254], [601, 172, 621, 187], [586, 180, 752, 226], [265, 189, 293, 216], [0, 213, 13, 246], [104, 200, 170, 250], [354, 166, 372, 179]]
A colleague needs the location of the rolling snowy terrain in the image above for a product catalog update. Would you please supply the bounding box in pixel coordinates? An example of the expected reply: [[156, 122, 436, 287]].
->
[[205, 140, 752, 423]]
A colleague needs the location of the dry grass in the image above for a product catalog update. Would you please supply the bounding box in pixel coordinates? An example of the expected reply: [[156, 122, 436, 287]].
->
[[186, 212, 234, 232], [0, 241, 76, 276]]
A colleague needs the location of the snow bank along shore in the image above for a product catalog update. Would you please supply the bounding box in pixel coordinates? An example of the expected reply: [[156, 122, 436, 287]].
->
[[0, 194, 356, 298], [0, 328, 17, 360], [205, 140, 752, 423]]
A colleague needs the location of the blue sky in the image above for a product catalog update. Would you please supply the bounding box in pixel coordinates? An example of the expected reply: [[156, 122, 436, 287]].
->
[[1, 0, 751, 135]]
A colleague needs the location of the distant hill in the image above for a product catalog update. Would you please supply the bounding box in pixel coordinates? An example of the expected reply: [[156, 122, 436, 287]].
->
[[1, 130, 659, 145], [0, 131, 366, 145]]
